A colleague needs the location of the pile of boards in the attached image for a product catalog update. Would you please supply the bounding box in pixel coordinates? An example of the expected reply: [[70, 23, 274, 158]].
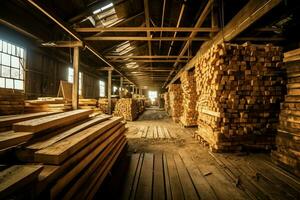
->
[[98, 98, 118, 114], [272, 48, 300, 176], [163, 92, 170, 115], [24, 97, 72, 113], [0, 110, 127, 199], [194, 42, 285, 152], [78, 98, 98, 110], [0, 88, 24, 115], [180, 71, 198, 126], [113, 98, 140, 121], [168, 84, 183, 123], [136, 99, 146, 114]]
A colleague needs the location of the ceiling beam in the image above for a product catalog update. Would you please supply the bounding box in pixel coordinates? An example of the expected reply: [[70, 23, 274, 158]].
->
[[75, 27, 219, 32], [41, 41, 83, 48], [106, 55, 192, 59], [164, 0, 213, 87], [111, 60, 188, 63], [165, 0, 282, 88], [25, 0, 136, 86], [159, 0, 167, 50], [84, 36, 210, 41]]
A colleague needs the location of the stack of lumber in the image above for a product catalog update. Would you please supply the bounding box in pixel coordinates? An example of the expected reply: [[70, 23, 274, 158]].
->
[[98, 98, 118, 114], [79, 98, 98, 110], [0, 88, 24, 115], [194, 42, 285, 152], [136, 99, 145, 114], [272, 48, 300, 176], [24, 97, 71, 113], [113, 98, 139, 121], [0, 110, 127, 199], [163, 92, 170, 115], [180, 71, 198, 126], [168, 84, 183, 123]]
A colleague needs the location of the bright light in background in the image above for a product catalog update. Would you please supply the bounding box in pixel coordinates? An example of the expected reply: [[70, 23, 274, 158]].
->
[[93, 3, 113, 14], [148, 91, 158, 103]]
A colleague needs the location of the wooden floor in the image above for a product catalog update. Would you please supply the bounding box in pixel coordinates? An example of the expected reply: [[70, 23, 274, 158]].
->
[[127, 126, 177, 139], [97, 108, 300, 200]]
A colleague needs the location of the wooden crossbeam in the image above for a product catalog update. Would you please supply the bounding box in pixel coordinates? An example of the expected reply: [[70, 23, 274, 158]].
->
[[75, 27, 219, 32], [41, 41, 83, 48], [84, 37, 210, 41], [111, 60, 188, 63], [105, 55, 192, 59]]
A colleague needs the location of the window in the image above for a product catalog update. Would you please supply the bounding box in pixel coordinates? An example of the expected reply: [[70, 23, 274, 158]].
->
[[0, 39, 25, 90], [148, 91, 158, 102], [99, 80, 105, 97], [68, 67, 83, 95], [113, 86, 118, 93]]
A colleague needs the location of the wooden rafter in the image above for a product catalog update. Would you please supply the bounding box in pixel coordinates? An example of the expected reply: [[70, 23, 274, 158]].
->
[[75, 27, 219, 32], [84, 36, 210, 41]]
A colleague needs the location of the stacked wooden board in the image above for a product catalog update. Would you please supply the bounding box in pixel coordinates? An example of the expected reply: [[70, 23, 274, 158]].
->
[[272, 48, 300, 176], [136, 99, 146, 114], [168, 84, 183, 123], [24, 97, 71, 113], [0, 88, 24, 115], [113, 98, 140, 121], [78, 98, 98, 110], [98, 98, 118, 114], [163, 92, 170, 115], [194, 42, 285, 151], [0, 110, 127, 199], [180, 71, 198, 126]]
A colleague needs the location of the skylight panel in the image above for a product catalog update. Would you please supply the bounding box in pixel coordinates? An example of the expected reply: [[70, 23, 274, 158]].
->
[[93, 2, 114, 15]]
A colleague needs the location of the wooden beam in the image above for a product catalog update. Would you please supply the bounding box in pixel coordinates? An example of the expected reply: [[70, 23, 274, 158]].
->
[[165, 0, 282, 88], [72, 47, 79, 110], [75, 27, 218, 32], [144, 0, 152, 74], [84, 36, 210, 41], [234, 37, 285, 41], [108, 70, 112, 115], [120, 77, 123, 98], [41, 41, 83, 48], [106, 55, 192, 59], [112, 60, 188, 63]]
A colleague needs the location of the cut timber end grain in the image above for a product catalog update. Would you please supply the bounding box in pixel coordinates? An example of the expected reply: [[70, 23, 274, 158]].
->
[[113, 98, 140, 121], [34, 116, 123, 164], [0, 165, 43, 199], [13, 109, 93, 133], [168, 84, 183, 122]]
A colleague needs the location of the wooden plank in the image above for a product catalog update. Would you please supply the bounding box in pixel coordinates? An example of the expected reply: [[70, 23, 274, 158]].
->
[[178, 150, 218, 199], [166, 127, 177, 139], [136, 126, 145, 138], [166, 154, 185, 200], [34, 117, 123, 164], [36, 123, 125, 195], [141, 126, 148, 138], [157, 126, 164, 139], [153, 153, 165, 200], [0, 131, 33, 150], [147, 126, 154, 139], [27, 115, 111, 150], [135, 153, 154, 200], [163, 154, 172, 200], [173, 154, 199, 200], [0, 165, 43, 199], [0, 112, 57, 128], [163, 127, 171, 139], [121, 154, 142, 200], [59, 133, 125, 199], [129, 153, 144, 200], [13, 110, 92, 133], [72, 46, 79, 109], [153, 126, 158, 139]]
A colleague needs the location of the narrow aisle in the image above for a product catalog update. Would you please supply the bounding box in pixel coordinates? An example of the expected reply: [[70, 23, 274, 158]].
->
[[96, 108, 300, 200]]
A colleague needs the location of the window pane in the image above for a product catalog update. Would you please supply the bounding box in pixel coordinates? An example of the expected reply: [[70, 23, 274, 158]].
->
[[0, 40, 2, 52], [20, 48, 24, 58], [11, 68, 19, 79], [11, 56, 19, 68], [14, 80, 23, 90], [20, 69, 24, 80], [0, 77, 4, 88], [5, 78, 13, 89], [7, 43, 11, 54], [68, 67, 73, 83], [11, 44, 16, 55], [2, 41, 7, 53], [1, 66, 10, 77], [1, 53, 10, 66]]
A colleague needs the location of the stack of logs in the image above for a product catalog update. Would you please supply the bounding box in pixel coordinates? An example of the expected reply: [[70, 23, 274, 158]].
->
[[0, 110, 127, 199], [195, 42, 285, 152], [24, 97, 71, 113], [113, 98, 140, 121], [180, 71, 198, 126], [272, 48, 300, 176], [164, 93, 170, 115], [168, 84, 183, 123], [0, 88, 24, 115]]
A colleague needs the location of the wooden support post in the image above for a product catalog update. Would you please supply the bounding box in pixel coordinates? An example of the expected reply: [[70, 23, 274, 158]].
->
[[108, 70, 112, 115], [72, 47, 79, 110], [120, 77, 123, 98]]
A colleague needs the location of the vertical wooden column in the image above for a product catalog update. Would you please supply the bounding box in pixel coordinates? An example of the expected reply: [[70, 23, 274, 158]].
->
[[120, 77, 123, 98], [72, 47, 79, 110], [108, 69, 112, 115]]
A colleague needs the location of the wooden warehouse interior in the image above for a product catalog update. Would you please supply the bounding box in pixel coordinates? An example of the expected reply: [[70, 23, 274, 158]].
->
[[1, 0, 300, 199]]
